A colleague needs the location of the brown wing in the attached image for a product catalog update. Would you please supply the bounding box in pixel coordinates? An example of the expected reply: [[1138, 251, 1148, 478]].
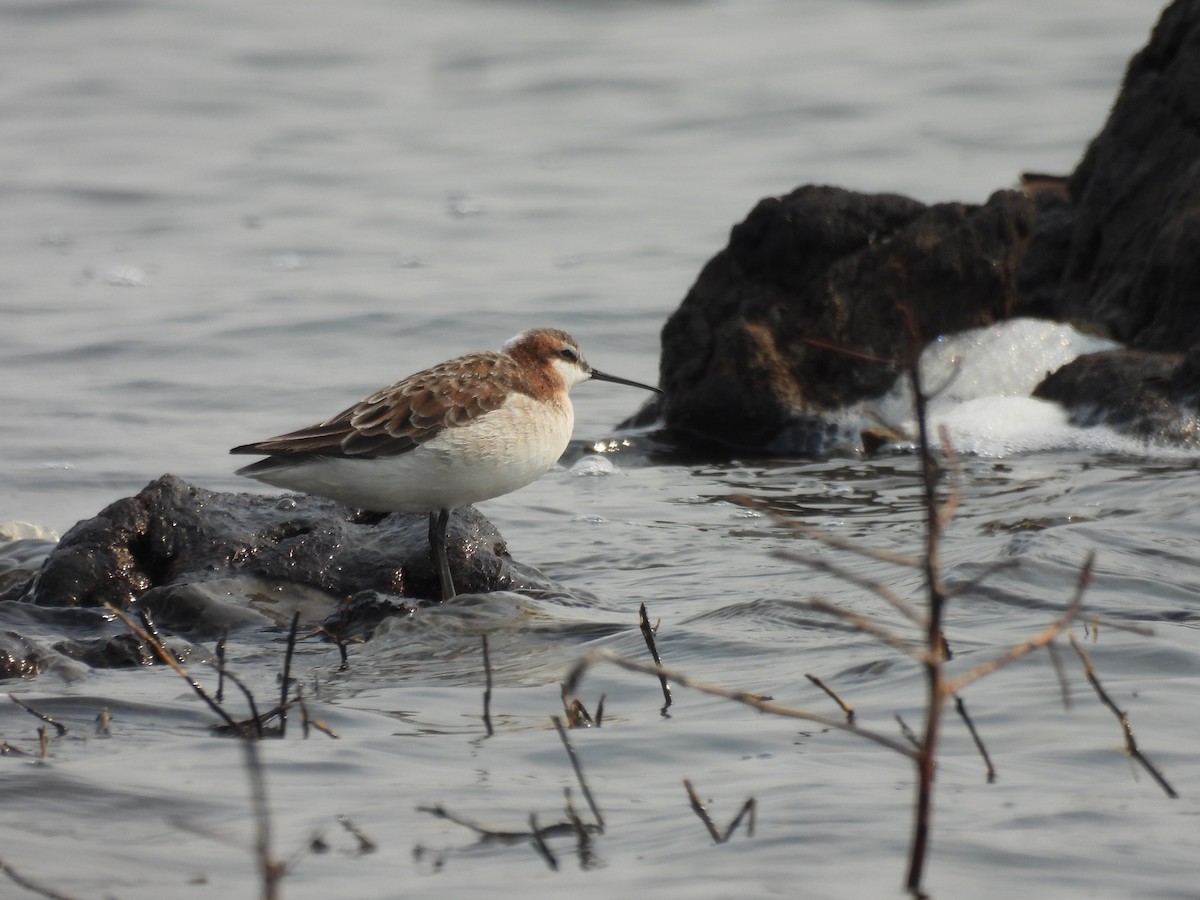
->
[[231, 351, 527, 462]]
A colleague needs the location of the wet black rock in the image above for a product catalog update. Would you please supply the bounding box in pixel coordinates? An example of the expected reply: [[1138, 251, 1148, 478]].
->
[[639, 185, 1033, 452], [1033, 347, 1200, 445], [0, 629, 40, 679], [630, 1, 1200, 454], [1018, 0, 1200, 351], [52, 633, 158, 669], [321, 589, 417, 642], [1, 474, 560, 612]]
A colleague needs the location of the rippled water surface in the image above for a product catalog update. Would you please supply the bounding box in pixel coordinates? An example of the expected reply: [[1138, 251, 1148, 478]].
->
[[2, 1, 1194, 898]]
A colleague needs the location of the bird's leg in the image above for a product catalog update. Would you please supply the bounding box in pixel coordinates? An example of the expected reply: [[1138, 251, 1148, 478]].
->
[[428, 508, 456, 602]]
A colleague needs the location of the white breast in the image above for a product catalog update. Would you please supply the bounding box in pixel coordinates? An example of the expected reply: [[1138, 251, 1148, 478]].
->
[[246, 392, 575, 513]]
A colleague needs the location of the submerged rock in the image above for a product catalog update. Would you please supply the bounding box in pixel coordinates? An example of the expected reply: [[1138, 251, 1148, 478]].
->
[[0, 630, 40, 679], [1, 474, 565, 616]]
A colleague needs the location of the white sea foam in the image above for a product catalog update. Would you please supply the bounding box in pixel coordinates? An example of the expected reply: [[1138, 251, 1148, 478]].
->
[[864, 319, 1194, 458]]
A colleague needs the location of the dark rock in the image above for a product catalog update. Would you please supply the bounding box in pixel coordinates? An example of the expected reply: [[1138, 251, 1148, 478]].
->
[[1033, 346, 1200, 444], [0, 539, 54, 595], [1017, 0, 1200, 350], [52, 633, 157, 669], [2, 474, 560, 610], [50, 631, 202, 670], [646, 185, 1034, 452], [0, 630, 40, 679], [322, 590, 417, 641]]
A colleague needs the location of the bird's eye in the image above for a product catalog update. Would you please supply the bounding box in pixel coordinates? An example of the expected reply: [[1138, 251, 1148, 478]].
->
[[558, 346, 579, 362]]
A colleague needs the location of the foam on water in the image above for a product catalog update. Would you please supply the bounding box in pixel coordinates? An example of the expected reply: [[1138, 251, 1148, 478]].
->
[[866, 319, 1196, 457]]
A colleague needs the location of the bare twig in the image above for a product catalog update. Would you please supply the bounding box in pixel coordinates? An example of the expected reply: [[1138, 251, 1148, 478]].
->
[[925, 356, 965, 402], [528, 813, 558, 871], [0, 858, 82, 900], [417, 804, 528, 839], [564, 698, 594, 728], [278, 612, 300, 738], [1068, 635, 1177, 799], [1046, 641, 1072, 710], [639, 602, 672, 711], [214, 667, 267, 739], [807, 598, 926, 660], [722, 797, 757, 843], [936, 425, 962, 528], [482, 634, 494, 737], [299, 696, 340, 740], [683, 779, 722, 843], [683, 780, 756, 844], [551, 715, 604, 830], [773, 550, 924, 624], [105, 603, 246, 735], [241, 737, 283, 900], [943, 553, 1093, 696], [8, 695, 67, 737], [565, 650, 917, 759], [216, 628, 229, 703], [904, 317, 951, 897], [338, 815, 377, 854], [805, 672, 855, 723], [563, 788, 597, 869], [895, 715, 920, 748], [953, 694, 995, 783], [735, 496, 919, 568]]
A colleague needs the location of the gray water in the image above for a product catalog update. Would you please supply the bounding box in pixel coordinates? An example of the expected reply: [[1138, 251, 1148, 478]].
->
[[2, 1, 1196, 898]]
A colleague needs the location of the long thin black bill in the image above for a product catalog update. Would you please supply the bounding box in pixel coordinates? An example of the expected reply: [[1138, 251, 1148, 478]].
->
[[588, 368, 662, 393]]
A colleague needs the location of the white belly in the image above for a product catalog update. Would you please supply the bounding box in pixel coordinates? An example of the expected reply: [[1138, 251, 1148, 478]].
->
[[245, 394, 574, 512]]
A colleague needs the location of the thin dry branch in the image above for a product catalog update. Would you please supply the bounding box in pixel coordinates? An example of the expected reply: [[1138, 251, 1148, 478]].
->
[[417, 804, 591, 842], [773, 549, 923, 624], [736, 496, 920, 569], [565, 650, 917, 759], [241, 737, 284, 900], [682, 779, 755, 844], [417, 805, 529, 839], [953, 694, 995, 783], [1068, 634, 1178, 799], [639, 602, 672, 711], [807, 597, 927, 660], [936, 424, 962, 528], [528, 813, 559, 871], [8, 694, 67, 736], [722, 797, 757, 842], [942, 552, 1093, 696], [895, 715, 920, 748], [1046, 641, 1072, 710], [278, 612, 300, 738], [0, 858, 81, 900], [215, 628, 229, 703], [551, 715, 605, 830], [105, 604, 246, 735], [805, 672, 855, 723], [481, 634, 494, 737], [338, 815, 377, 854], [563, 788, 597, 869], [683, 779, 722, 843]]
